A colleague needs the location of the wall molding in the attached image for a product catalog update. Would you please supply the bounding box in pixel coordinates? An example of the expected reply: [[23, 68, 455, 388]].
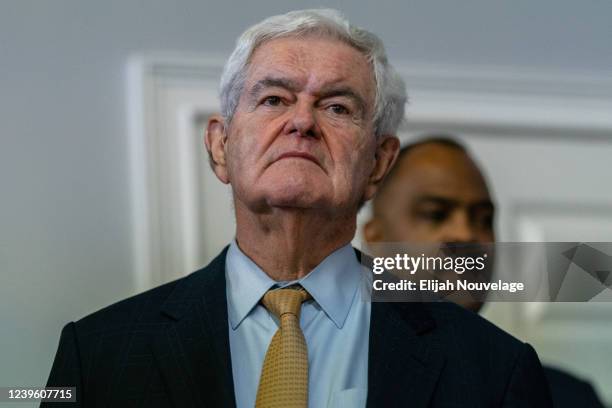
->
[[126, 52, 612, 291]]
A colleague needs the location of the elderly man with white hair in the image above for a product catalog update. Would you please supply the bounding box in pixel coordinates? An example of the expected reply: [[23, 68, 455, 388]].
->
[[45, 9, 553, 408]]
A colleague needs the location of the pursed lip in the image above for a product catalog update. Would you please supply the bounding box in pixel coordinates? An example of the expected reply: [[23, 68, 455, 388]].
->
[[275, 151, 321, 166]]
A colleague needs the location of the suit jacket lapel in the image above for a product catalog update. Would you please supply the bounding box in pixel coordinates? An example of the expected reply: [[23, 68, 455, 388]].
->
[[151, 247, 236, 408], [366, 301, 445, 408], [149, 247, 445, 407]]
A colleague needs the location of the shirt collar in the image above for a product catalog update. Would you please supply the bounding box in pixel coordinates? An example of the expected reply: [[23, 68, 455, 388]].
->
[[225, 240, 361, 330]]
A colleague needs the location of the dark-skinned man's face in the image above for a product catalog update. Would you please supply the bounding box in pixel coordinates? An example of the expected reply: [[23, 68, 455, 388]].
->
[[364, 142, 495, 245], [364, 142, 495, 311]]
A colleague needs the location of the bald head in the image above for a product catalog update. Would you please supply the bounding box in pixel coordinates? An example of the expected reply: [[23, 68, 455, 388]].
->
[[365, 138, 495, 245]]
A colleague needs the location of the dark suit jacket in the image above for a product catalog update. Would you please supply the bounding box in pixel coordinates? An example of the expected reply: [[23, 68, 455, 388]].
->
[[44, 248, 553, 407], [544, 366, 605, 408]]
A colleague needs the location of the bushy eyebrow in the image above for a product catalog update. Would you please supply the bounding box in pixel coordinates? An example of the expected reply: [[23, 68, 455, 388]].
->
[[247, 76, 367, 113], [248, 77, 301, 100], [315, 86, 366, 114], [414, 196, 495, 211]]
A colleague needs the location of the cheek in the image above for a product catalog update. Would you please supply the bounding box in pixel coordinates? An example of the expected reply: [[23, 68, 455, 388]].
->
[[478, 230, 495, 242], [400, 217, 444, 242], [338, 139, 375, 182], [225, 140, 245, 180], [234, 114, 290, 158], [226, 124, 265, 176], [380, 211, 415, 242]]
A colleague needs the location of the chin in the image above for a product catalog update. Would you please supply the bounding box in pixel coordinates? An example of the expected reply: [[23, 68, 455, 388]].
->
[[265, 190, 328, 209], [261, 174, 331, 207]]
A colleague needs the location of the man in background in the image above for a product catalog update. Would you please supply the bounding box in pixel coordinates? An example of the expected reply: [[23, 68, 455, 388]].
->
[[364, 135, 605, 407]]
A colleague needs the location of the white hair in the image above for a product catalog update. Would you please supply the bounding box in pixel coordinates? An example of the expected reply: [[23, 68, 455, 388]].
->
[[219, 9, 407, 137]]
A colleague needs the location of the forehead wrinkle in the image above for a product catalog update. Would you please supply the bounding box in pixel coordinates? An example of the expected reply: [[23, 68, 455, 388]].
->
[[248, 76, 303, 97], [251, 38, 374, 94], [305, 64, 372, 91]]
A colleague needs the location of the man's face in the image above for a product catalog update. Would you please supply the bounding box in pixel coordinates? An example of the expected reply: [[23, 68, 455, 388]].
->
[[365, 143, 495, 311], [217, 36, 381, 215], [367, 143, 495, 245]]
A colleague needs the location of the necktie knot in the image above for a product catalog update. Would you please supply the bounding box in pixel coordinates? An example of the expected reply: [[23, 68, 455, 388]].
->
[[262, 287, 311, 321]]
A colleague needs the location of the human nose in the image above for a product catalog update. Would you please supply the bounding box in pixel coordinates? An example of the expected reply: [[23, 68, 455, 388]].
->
[[442, 211, 477, 243], [287, 100, 320, 139]]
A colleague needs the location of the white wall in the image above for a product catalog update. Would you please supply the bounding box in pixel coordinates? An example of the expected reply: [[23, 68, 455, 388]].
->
[[1, 0, 611, 401]]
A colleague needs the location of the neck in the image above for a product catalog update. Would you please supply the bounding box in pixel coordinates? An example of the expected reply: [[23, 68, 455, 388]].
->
[[234, 202, 356, 281]]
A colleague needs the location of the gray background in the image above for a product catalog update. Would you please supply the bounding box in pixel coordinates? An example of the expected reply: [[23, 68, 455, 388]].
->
[[1, 0, 611, 404]]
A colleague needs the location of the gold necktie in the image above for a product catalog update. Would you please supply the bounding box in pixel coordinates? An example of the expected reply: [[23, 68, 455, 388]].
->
[[255, 287, 311, 408]]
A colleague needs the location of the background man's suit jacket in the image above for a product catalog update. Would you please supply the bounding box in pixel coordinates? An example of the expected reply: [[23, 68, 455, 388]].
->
[[44, 248, 553, 407], [544, 366, 605, 408]]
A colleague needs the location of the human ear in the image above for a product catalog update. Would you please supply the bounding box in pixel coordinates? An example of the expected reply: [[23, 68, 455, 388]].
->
[[363, 135, 400, 201], [205, 114, 230, 184]]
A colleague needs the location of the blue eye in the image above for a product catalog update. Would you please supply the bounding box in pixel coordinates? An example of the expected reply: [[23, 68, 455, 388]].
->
[[328, 104, 349, 115], [262, 96, 282, 106]]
